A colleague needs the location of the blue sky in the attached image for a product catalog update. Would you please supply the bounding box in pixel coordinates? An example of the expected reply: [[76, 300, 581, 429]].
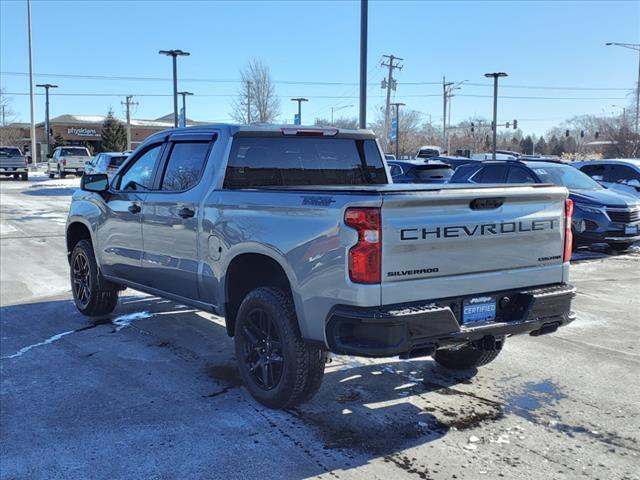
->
[[1, 0, 639, 135]]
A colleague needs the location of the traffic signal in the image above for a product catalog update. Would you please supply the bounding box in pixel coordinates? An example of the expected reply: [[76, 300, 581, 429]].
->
[[595, 131, 599, 139], [470, 122, 475, 132], [505, 122, 510, 129], [565, 130, 570, 137], [580, 130, 584, 138], [513, 120, 518, 129]]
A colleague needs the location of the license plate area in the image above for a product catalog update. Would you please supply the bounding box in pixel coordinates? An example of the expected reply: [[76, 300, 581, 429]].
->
[[462, 296, 497, 324], [624, 224, 638, 235]]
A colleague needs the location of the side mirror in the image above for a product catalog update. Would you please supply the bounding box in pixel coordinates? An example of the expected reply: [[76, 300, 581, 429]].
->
[[625, 178, 640, 188], [81, 173, 109, 193]]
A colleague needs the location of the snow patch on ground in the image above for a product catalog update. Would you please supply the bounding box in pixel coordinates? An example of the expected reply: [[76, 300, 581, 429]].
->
[[0, 223, 18, 235], [112, 311, 154, 331], [1, 330, 75, 360]]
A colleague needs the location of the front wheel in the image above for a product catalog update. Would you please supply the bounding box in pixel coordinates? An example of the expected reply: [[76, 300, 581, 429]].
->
[[59, 167, 66, 179], [434, 338, 504, 370], [70, 239, 118, 317], [234, 287, 327, 409]]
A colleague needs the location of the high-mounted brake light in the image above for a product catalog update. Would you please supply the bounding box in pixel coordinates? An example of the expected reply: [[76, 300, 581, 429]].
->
[[344, 207, 381, 284], [563, 198, 574, 262], [281, 128, 339, 137]]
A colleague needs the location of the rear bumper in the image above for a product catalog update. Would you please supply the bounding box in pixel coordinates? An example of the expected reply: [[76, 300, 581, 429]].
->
[[325, 283, 576, 357]]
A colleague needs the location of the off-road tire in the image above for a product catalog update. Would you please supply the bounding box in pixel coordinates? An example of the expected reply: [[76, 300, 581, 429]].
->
[[70, 239, 118, 317], [20, 172, 28, 181], [434, 343, 502, 370], [234, 287, 327, 409]]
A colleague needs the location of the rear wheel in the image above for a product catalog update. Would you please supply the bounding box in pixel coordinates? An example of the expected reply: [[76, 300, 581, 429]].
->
[[234, 287, 327, 409], [70, 239, 118, 317], [20, 172, 28, 181], [434, 338, 504, 370]]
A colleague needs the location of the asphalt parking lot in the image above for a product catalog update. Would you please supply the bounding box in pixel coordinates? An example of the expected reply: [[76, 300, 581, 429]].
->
[[1, 174, 639, 480]]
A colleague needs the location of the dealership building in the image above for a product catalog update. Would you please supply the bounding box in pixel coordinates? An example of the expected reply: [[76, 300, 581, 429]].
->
[[1, 113, 203, 160]]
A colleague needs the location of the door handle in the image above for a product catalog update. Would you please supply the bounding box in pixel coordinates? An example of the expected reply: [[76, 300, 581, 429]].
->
[[178, 207, 195, 219], [128, 203, 141, 214]]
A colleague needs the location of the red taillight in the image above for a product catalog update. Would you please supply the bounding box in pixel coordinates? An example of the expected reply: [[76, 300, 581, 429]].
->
[[344, 207, 381, 284], [563, 198, 574, 262]]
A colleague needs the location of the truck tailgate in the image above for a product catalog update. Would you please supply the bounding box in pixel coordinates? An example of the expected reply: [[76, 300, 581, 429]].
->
[[380, 185, 568, 305]]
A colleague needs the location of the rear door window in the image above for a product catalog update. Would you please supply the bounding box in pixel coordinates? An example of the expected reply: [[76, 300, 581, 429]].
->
[[475, 165, 508, 183], [224, 137, 387, 188], [160, 142, 211, 191], [506, 167, 536, 183], [580, 164, 607, 180]]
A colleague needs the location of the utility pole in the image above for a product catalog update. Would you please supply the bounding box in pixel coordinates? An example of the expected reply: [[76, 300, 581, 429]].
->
[[177, 91, 193, 127], [246, 80, 252, 123], [159, 49, 190, 128], [27, 0, 37, 167], [291, 97, 308, 125], [442, 77, 452, 149], [1, 105, 5, 126], [36, 84, 58, 156], [381, 54, 403, 150], [121, 95, 138, 150], [390, 102, 405, 159], [359, 0, 367, 129], [484, 72, 508, 160], [606, 43, 640, 138]]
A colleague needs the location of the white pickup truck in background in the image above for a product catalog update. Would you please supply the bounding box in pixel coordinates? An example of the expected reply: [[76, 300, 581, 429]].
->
[[47, 146, 92, 179], [0, 146, 29, 181]]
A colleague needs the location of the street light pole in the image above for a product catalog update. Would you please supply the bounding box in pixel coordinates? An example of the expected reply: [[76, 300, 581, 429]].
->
[[606, 43, 640, 138], [159, 49, 190, 128], [291, 98, 308, 125], [331, 104, 354, 125], [390, 102, 405, 159], [36, 84, 58, 155], [359, 0, 367, 129], [178, 91, 194, 127], [484, 72, 508, 160], [27, 0, 37, 167]]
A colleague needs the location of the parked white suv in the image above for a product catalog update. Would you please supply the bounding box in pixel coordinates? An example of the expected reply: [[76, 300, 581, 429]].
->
[[48, 146, 92, 178]]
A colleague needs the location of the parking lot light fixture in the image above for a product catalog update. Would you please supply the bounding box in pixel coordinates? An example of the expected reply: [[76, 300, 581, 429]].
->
[[159, 49, 191, 128], [484, 72, 508, 160], [36, 83, 58, 155]]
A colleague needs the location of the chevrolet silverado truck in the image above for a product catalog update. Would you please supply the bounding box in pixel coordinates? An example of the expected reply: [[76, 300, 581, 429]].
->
[[66, 124, 576, 409], [0, 146, 29, 181], [48, 146, 91, 178]]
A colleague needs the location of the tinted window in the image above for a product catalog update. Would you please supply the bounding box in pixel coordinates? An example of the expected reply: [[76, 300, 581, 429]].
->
[[388, 164, 403, 177], [609, 165, 640, 182], [224, 137, 387, 188], [61, 147, 89, 157], [109, 155, 127, 168], [506, 167, 536, 183], [0, 147, 22, 156], [580, 164, 606, 179], [119, 144, 163, 191], [476, 165, 508, 183], [450, 164, 479, 183], [531, 164, 602, 190], [412, 167, 453, 182], [161, 142, 210, 191]]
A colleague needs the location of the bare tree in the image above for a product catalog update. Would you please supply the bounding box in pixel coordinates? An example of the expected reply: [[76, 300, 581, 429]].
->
[[1, 89, 17, 126], [231, 59, 280, 124], [314, 117, 358, 129]]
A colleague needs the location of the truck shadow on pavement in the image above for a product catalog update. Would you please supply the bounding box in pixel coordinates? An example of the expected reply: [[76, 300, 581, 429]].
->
[[0, 294, 577, 478]]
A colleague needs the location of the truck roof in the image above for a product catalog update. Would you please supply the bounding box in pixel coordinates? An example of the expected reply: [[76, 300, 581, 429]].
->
[[143, 124, 377, 144]]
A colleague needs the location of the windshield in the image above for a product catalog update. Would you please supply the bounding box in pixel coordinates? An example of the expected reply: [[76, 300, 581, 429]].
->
[[532, 164, 603, 190], [416, 149, 440, 159], [413, 166, 453, 182], [61, 148, 89, 157], [0, 147, 22, 157]]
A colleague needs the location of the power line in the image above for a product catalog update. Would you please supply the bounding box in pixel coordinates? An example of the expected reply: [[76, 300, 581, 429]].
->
[[4, 92, 628, 101], [1, 71, 632, 91]]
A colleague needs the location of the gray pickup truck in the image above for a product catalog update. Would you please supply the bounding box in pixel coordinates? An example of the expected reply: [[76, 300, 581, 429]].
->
[[66, 124, 576, 408], [0, 146, 29, 181]]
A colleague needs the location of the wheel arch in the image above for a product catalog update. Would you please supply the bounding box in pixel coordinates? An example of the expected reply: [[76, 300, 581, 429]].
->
[[223, 251, 297, 338]]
